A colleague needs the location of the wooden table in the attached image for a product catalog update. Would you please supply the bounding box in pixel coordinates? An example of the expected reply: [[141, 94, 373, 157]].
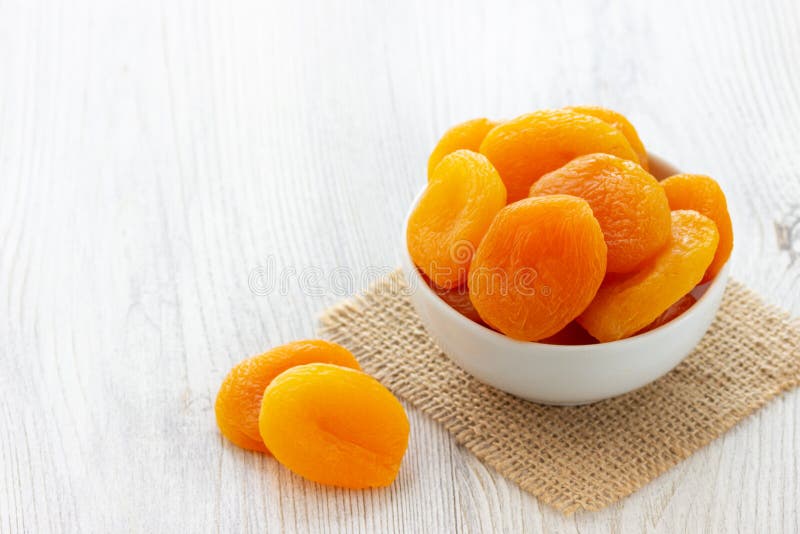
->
[[2, 1, 799, 532]]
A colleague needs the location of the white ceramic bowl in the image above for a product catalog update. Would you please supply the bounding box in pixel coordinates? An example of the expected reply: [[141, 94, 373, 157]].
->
[[401, 155, 730, 405]]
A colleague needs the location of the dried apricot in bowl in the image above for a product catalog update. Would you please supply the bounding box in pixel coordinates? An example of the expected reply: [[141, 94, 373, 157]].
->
[[407, 149, 506, 289], [469, 195, 607, 341], [215, 340, 361, 453], [529, 153, 671, 274], [637, 293, 697, 334], [662, 174, 733, 282], [578, 210, 720, 342], [539, 321, 598, 345], [259, 363, 410, 489], [479, 109, 640, 202], [427, 118, 499, 178], [565, 106, 649, 170], [421, 270, 485, 325]]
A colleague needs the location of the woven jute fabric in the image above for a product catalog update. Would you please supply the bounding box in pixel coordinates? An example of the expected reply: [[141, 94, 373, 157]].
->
[[318, 270, 800, 514]]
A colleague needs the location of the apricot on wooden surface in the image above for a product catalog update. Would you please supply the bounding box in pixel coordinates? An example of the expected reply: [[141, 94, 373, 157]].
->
[[428, 118, 499, 178], [662, 174, 733, 282], [566, 105, 649, 170], [469, 195, 607, 341], [529, 153, 671, 273], [479, 109, 640, 202], [578, 210, 719, 342], [215, 340, 360, 453], [407, 150, 506, 289], [259, 363, 410, 489]]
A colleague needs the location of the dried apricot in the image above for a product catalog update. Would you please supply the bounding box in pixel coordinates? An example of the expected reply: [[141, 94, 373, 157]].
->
[[215, 340, 360, 453], [428, 118, 499, 178], [662, 174, 733, 282], [566, 106, 649, 170], [259, 363, 410, 489], [469, 195, 607, 341], [539, 321, 598, 345], [529, 153, 671, 273], [421, 270, 484, 325], [479, 109, 640, 202], [578, 210, 719, 342], [407, 150, 506, 289], [637, 293, 697, 334]]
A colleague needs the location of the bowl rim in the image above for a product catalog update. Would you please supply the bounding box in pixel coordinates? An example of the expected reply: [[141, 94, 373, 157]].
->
[[402, 153, 731, 352]]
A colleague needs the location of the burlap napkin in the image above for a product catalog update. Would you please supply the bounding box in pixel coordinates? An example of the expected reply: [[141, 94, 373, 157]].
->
[[318, 269, 800, 514]]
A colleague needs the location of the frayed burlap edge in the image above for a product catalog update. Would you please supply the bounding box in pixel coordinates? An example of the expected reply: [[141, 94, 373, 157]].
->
[[318, 270, 800, 514]]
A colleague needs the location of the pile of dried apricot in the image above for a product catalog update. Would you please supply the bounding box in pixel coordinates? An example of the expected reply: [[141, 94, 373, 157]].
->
[[409, 106, 733, 343], [216, 340, 409, 488]]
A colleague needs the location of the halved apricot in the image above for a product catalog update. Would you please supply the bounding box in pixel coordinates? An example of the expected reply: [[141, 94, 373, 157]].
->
[[529, 153, 671, 273], [407, 150, 506, 289], [479, 109, 639, 202], [469, 195, 607, 341], [578, 210, 719, 342], [566, 106, 649, 170], [428, 118, 499, 178], [662, 174, 733, 282], [215, 340, 360, 453], [259, 363, 410, 489]]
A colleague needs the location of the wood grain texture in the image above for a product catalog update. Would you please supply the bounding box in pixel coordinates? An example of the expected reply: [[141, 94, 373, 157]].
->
[[0, 0, 798, 532]]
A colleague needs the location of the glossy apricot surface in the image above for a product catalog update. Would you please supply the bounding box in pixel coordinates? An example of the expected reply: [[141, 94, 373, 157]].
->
[[469, 195, 607, 341], [479, 109, 640, 202], [215, 340, 360, 453], [662, 174, 733, 282], [578, 210, 719, 342], [566, 105, 649, 170], [407, 150, 506, 288], [428, 118, 499, 178], [259, 363, 410, 489], [530, 153, 671, 273]]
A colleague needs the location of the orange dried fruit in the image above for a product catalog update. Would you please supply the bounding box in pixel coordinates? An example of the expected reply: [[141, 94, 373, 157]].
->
[[407, 149, 506, 289], [428, 118, 499, 178], [662, 174, 733, 282], [637, 293, 697, 334], [215, 340, 361, 453], [566, 105, 649, 170], [259, 363, 410, 489], [539, 321, 598, 345], [421, 270, 484, 325], [529, 153, 671, 273], [479, 109, 640, 202], [469, 195, 607, 341], [578, 210, 719, 342]]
